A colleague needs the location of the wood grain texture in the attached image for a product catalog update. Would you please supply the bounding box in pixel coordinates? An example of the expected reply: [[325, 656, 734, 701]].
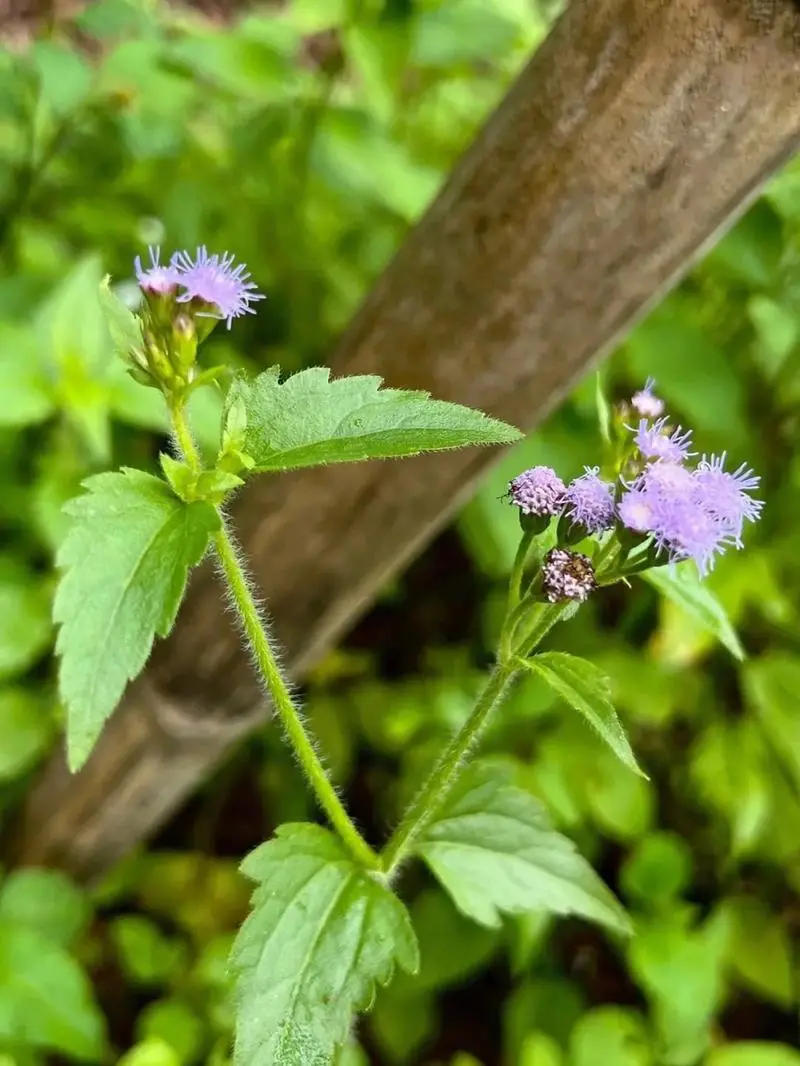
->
[[15, 0, 800, 880]]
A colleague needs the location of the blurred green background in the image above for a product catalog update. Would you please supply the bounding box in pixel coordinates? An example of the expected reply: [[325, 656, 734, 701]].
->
[[1, 0, 799, 1063]]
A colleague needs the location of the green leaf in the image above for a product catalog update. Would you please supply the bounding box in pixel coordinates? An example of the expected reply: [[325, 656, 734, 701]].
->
[[643, 563, 744, 660], [0, 870, 89, 948], [242, 367, 521, 472], [570, 1007, 653, 1066], [98, 276, 143, 361], [519, 1032, 565, 1066], [54, 469, 219, 771], [723, 897, 794, 1009], [0, 325, 56, 428], [521, 653, 644, 776], [0, 919, 106, 1060], [30, 41, 93, 117], [705, 1045, 800, 1066], [629, 908, 729, 1066], [414, 760, 630, 934], [230, 823, 419, 1066], [137, 999, 205, 1063], [0, 563, 52, 683], [0, 689, 52, 780], [411, 0, 520, 66], [111, 916, 188, 987], [620, 833, 693, 907], [119, 1038, 181, 1066], [743, 654, 800, 794]]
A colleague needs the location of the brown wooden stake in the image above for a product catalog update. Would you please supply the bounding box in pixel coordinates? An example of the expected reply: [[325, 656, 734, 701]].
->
[[15, 0, 800, 881]]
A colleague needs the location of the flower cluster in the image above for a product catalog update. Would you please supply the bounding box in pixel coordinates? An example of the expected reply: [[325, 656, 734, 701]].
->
[[508, 379, 763, 588], [619, 450, 762, 575], [135, 245, 264, 329]]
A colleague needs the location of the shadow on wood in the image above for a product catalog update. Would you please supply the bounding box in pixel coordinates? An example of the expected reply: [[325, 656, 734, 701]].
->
[[14, 0, 800, 881]]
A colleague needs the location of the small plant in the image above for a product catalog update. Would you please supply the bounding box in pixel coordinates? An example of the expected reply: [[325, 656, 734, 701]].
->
[[53, 251, 763, 1066]]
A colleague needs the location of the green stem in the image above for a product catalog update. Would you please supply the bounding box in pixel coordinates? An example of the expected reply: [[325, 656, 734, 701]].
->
[[380, 663, 518, 876], [169, 399, 202, 473], [500, 530, 537, 659], [513, 600, 575, 658], [213, 519, 381, 871]]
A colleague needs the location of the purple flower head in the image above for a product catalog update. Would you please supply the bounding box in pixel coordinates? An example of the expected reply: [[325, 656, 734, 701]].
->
[[134, 246, 180, 294], [541, 548, 596, 604], [633, 417, 694, 464], [638, 459, 695, 497], [563, 467, 615, 534], [509, 466, 566, 517], [616, 453, 761, 575], [631, 377, 664, 419], [172, 246, 265, 329], [650, 495, 732, 577], [693, 453, 764, 545], [617, 487, 656, 533]]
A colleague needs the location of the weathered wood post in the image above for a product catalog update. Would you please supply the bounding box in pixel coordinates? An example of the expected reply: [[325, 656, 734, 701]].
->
[[14, 0, 800, 880]]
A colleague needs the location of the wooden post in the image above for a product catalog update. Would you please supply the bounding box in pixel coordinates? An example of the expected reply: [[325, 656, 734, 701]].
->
[[15, 0, 800, 880]]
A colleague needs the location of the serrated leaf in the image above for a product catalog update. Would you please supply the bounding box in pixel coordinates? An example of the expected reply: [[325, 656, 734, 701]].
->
[[415, 760, 630, 934], [0, 919, 106, 1060], [521, 653, 644, 776], [231, 823, 419, 1066], [643, 564, 744, 661], [54, 469, 219, 770], [242, 367, 521, 472]]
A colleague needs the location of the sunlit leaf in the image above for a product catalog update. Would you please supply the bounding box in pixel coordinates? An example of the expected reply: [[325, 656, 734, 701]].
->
[[54, 469, 218, 770], [231, 823, 419, 1066], [242, 366, 521, 472], [415, 760, 630, 933]]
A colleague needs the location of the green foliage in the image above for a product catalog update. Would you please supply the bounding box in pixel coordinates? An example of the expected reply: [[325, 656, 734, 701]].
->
[[0, 562, 51, 683], [0, 689, 52, 781], [0, 870, 89, 949], [231, 823, 419, 1066], [240, 366, 522, 472], [520, 652, 643, 775], [0, 0, 798, 1062], [111, 916, 188, 987], [0, 920, 105, 1061], [415, 760, 630, 933], [706, 1047, 800, 1066], [54, 469, 218, 769], [642, 564, 744, 660]]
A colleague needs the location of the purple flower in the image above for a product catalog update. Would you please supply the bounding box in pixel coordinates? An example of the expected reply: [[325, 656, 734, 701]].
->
[[633, 417, 693, 463], [694, 453, 764, 545], [617, 453, 762, 576], [637, 459, 695, 497], [541, 548, 596, 603], [172, 246, 265, 328], [631, 377, 664, 419], [563, 467, 615, 533], [617, 487, 656, 533], [509, 466, 566, 517], [134, 246, 180, 294], [650, 495, 733, 576]]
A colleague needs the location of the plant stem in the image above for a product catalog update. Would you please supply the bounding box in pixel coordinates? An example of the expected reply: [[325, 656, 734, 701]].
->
[[380, 663, 518, 876], [500, 530, 535, 659], [212, 518, 381, 872], [169, 399, 202, 472]]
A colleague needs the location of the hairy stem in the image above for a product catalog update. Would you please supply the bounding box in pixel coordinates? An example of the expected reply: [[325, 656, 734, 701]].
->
[[380, 663, 518, 876], [169, 399, 202, 472], [213, 518, 381, 871]]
